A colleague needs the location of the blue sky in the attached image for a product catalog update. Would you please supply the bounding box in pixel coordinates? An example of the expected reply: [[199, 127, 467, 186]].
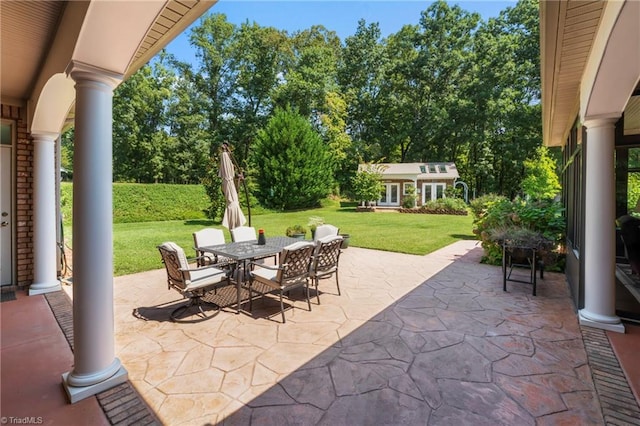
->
[[165, 0, 518, 65]]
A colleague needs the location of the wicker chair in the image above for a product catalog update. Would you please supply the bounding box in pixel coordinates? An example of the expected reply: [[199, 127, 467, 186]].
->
[[310, 235, 343, 304], [158, 242, 231, 322], [247, 241, 315, 323]]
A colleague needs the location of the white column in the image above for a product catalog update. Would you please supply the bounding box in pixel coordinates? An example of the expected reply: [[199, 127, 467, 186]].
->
[[62, 62, 128, 403], [579, 117, 625, 333], [29, 133, 62, 295]]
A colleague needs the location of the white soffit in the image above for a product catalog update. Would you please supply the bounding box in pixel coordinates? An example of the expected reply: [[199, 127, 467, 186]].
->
[[73, 0, 168, 75], [0, 1, 64, 101], [542, 0, 605, 147]]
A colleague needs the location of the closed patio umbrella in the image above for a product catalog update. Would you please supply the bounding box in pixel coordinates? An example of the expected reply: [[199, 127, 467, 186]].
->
[[220, 147, 247, 229]]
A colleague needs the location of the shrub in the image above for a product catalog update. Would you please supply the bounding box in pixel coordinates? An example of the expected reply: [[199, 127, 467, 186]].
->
[[471, 195, 566, 267], [399, 198, 468, 215], [285, 224, 307, 237], [61, 182, 211, 225], [402, 186, 417, 208], [422, 198, 467, 214]]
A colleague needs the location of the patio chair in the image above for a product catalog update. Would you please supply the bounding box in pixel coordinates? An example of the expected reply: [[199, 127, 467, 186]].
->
[[230, 226, 257, 242], [310, 235, 343, 304], [247, 241, 315, 323], [618, 215, 640, 275], [158, 242, 231, 322], [231, 225, 275, 264], [314, 224, 339, 241], [192, 228, 234, 268]]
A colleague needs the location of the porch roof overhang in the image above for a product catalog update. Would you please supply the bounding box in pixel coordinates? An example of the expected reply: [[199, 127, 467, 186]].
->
[[1, 0, 216, 132], [540, 0, 605, 147], [541, 0, 640, 147]]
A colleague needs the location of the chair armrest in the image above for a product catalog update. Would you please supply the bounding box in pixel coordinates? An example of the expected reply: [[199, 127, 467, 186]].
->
[[248, 261, 282, 271], [180, 264, 230, 275]]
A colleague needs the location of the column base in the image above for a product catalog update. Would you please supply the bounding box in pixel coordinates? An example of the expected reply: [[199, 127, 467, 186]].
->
[[579, 309, 625, 333], [29, 280, 62, 295], [62, 366, 128, 404]]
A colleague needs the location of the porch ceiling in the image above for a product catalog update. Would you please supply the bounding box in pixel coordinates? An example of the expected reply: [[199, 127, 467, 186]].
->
[[541, 0, 640, 146], [540, 0, 605, 147], [1, 0, 215, 106]]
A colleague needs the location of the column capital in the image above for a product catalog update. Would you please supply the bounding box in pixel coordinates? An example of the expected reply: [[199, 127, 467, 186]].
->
[[583, 114, 621, 129], [66, 60, 123, 89], [30, 132, 59, 143]]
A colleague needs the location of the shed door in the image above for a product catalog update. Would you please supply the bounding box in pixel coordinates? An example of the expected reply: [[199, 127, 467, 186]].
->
[[379, 183, 399, 206]]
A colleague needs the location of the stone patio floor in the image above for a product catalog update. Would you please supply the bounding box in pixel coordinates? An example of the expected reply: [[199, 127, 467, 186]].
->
[[105, 240, 606, 425], [5, 239, 640, 424]]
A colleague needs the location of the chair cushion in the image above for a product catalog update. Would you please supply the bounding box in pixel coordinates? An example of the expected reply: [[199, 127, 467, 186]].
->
[[160, 241, 190, 270], [186, 267, 227, 291], [252, 267, 279, 283], [283, 241, 315, 251]]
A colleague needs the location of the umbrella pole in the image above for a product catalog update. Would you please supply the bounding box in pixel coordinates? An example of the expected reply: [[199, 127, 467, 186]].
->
[[240, 176, 251, 227]]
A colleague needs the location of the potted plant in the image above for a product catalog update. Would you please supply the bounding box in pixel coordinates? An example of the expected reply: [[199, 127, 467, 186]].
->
[[286, 224, 307, 240], [339, 233, 350, 249], [307, 216, 324, 240], [488, 226, 553, 266]]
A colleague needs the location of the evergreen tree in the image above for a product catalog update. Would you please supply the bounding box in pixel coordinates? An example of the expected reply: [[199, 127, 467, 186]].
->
[[252, 107, 334, 210]]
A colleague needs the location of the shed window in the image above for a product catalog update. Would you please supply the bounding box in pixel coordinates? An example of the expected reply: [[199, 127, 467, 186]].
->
[[438, 165, 446, 173], [428, 165, 436, 173]]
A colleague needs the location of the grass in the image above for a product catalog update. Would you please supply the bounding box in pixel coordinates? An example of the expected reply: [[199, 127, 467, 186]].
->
[[59, 183, 475, 276], [106, 206, 475, 276]]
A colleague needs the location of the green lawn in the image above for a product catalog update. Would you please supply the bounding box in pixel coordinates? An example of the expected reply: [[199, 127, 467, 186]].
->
[[107, 206, 475, 276]]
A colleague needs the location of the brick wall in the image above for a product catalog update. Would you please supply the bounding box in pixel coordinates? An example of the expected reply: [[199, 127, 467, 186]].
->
[[1, 103, 33, 287]]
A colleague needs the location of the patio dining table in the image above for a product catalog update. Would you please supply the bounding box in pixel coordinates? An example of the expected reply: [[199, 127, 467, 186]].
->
[[199, 236, 302, 313]]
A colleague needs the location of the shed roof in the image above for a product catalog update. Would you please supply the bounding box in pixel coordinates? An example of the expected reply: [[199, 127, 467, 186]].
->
[[358, 162, 459, 180]]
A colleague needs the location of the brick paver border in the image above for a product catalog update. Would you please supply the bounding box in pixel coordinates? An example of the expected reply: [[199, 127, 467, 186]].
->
[[581, 326, 640, 425], [45, 290, 161, 426]]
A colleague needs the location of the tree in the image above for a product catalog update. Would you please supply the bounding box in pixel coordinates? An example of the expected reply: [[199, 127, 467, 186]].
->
[[273, 25, 342, 119], [112, 57, 175, 182], [339, 20, 386, 163], [252, 107, 334, 210], [521, 146, 561, 200], [228, 22, 290, 164], [189, 13, 238, 153], [351, 165, 384, 205]]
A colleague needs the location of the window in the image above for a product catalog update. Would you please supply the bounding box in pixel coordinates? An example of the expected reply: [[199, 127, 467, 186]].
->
[[420, 165, 426, 173], [428, 165, 436, 173], [565, 124, 581, 250], [438, 165, 446, 173]]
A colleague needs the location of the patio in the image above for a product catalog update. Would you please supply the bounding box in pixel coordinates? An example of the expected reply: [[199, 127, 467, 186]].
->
[[3, 240, 640, 425]]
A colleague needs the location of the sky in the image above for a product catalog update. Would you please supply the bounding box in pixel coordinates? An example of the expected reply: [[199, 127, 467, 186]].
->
[[165, 0, 518, 66]]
